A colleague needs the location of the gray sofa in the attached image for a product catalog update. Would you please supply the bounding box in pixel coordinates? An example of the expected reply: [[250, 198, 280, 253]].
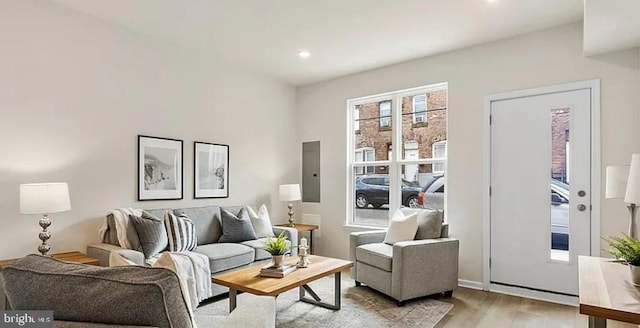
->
[[3, 255, 275, 328], [87, 205, 298, 298], [349, 208, 459, 306]]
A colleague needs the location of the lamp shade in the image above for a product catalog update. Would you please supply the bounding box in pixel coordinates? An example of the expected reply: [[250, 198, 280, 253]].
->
[[606, 165, 630, 199], [20, 183, 71, 214], [279, 184, 301, 202], [625, 154, 640, 204]]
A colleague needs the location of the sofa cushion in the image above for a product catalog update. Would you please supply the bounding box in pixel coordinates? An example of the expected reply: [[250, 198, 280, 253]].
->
[[383, 209, 418, 245], [218, 208, 258, 243], [356, 243, 393, 272], [193, 243, 255, 273], [130, 211, 168, 259], [241, 238, 292, 261], [246, 205, 276, 238], [174, 205, 222, 245], [400, 207, 443, 240], [3, 255, 193, 328], [105, 213, 142, 252], [165, 212, 197, 252]]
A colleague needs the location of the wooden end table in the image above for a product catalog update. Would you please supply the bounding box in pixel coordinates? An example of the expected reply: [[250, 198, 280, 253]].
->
[[212, 255, 352, 312], [1, 251, 99, 310], [578, 256, 640, 327], [275, 223, 319, 254]]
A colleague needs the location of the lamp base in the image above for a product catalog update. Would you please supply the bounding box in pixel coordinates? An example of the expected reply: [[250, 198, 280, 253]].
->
[[629, 204, 638, 239], [287, 203, 295, 227], [38, 214, 51, 256]]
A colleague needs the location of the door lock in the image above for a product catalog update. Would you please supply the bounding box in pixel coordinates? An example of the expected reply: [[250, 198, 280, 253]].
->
[[577, 204, 587, 211]]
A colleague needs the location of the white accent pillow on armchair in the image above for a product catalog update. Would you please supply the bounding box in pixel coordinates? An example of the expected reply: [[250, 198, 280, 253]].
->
[[383, 209, 418, 245]]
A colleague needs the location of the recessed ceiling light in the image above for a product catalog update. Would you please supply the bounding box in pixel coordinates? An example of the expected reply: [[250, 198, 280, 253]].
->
[[486, 0, 498, 3], [298, 50, 311, 58]]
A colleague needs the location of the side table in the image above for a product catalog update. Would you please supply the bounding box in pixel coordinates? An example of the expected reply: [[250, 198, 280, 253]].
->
[[275, 223, 319, 254], [0, 251, 99, 310]]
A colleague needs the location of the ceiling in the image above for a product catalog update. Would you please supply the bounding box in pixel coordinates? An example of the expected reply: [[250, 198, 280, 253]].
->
[[52, 0, 584, 86], [584, 0, 640, 56]]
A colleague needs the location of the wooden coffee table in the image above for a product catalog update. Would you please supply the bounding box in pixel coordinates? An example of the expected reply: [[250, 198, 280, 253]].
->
[[212, 255, 353, 312]]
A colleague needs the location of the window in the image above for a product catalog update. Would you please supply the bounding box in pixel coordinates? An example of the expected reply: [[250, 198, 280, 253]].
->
[[432, 141, 447, 173], [354, 147, 375, 175], [413, 94, 427, 123], [379, 101, 391, 128], [348, 83, 448, 227]]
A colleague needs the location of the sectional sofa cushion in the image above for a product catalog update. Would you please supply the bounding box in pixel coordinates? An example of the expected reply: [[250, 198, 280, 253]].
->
[[165, 212, 197, 252], [240, 238, 292, 261], [130, 211, 168, 259], [193, 243, 254, 273], [218, 208, 258, 243], [3, 255, 192, 328], [173, 205, 222, 245], [400, 207, 443, 240], [246, 205, 276, 238], [106, 213, 142, 251]]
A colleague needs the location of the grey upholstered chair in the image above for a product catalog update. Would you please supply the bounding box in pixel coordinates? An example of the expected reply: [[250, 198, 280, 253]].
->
[[349, 208, 459, 306], [3, 255, 275, 328]]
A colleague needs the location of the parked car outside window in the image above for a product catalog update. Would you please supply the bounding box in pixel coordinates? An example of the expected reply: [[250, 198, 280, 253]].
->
[[354, 175, 421, 209]]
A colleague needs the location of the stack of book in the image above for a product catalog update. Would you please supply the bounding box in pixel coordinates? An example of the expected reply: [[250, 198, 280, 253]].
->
[[260, 264, 296, 278]]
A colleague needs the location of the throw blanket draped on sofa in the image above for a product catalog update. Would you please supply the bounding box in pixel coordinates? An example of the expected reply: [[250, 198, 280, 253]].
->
[[97, 208, 142, 249], [110, 251, 212, 311]]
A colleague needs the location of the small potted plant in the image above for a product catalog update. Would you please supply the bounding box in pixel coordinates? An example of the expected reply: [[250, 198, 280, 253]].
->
[[603, 234, 640, 285], [263, 232, 290, 267]]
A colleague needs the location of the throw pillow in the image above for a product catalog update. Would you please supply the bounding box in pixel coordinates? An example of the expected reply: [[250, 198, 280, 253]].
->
[[218, 208, 258, 243], [165, 211, 198, 252], [383, 209, 418, 245], [246, 204, 276, 238], [130, 211, 168, 259], [400, 207, 443, 240]]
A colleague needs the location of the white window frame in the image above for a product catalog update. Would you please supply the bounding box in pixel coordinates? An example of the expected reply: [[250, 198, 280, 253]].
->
[[347, 82, 448, 227], [379, 101, 391, 127], [413, 94, 427, 123], [432, 140, 447, 173], [354, 106, 360, 132]]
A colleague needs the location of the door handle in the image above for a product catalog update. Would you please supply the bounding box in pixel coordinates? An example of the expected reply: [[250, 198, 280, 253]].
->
[[577, 204, 587, 211]]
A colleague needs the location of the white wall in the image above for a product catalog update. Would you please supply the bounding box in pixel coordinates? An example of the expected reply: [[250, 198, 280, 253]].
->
[[296, 23, 640, 283], [0, 0, 297, 259]]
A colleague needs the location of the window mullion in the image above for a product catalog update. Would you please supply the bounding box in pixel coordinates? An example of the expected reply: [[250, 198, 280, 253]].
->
[[389, 94, 403, 218]]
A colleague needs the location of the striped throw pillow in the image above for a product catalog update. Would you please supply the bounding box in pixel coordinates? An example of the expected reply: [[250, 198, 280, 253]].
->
[[165, 211, 197, 252]]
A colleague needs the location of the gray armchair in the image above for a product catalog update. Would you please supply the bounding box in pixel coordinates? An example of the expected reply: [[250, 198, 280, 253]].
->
[[349, 208, 459, 306], [3, 255, 275, 328]]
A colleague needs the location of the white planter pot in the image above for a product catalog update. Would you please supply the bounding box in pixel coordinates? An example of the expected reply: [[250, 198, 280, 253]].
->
[[629, 264, 640, 286], [272, 255, 285, 268]]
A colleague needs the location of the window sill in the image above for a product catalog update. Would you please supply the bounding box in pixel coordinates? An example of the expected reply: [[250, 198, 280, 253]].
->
[[378, 126, 392, 132], [412, 122, 429, 128], [342, 224, 388, 232]]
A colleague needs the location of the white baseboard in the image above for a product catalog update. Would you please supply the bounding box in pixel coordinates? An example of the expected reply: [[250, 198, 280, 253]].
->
[[488, 283, 578, 306], [457, 280, 578, 306], [458, 279, 484, 290]]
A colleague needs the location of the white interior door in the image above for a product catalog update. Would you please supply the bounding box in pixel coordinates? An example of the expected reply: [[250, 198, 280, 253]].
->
[[490, 88, 591, 296]]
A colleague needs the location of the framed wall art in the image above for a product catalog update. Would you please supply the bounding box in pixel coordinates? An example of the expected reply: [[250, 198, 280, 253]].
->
[[194, 142, 229, 198], [138, 135, 183, 200]]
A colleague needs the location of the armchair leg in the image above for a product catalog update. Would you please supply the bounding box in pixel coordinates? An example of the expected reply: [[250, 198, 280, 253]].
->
[[443, 290, 454, 298], [355, 281, 361, 287], [396, 300, 405, 307]]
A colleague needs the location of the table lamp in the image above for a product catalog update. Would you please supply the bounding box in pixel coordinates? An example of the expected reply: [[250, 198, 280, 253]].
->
[[279, 184, 301, 227], [20, 182, 71, 255]]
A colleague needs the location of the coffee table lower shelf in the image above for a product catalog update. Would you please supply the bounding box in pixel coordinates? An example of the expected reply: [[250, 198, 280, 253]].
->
[[212, 255, 353, 312]]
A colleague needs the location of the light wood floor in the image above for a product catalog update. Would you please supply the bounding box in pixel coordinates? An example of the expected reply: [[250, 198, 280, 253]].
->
[[434, 287, 638, 328]]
